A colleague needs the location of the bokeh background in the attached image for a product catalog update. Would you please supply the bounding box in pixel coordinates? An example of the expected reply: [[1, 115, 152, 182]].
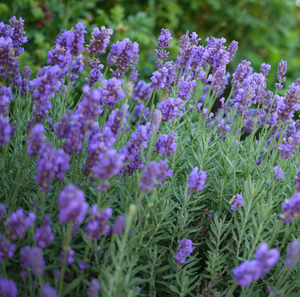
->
[[1, 0, 300, 87]]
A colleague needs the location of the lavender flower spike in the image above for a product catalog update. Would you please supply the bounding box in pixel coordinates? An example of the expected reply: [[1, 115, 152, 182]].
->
[[285, 240, 300, 267], [174, 239, 193, 264], [273, 166, 284, 182], [0, 277, 18, 297], [188, 167, 207, 194]]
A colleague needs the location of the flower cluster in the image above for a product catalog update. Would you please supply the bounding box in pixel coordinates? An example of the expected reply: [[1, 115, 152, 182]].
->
[[157, 98, 184, 122], [232, 243, 280, 287], [86, 26, 113, 55], [229, 194, 243, 211], [174, 239, 193, 264], [153, 131, 177, 158], [188, 167, 207, 194], [279, 193, 300, 223]]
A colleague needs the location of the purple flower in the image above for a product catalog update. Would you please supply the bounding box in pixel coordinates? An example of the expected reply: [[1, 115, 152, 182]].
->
[[5, 209, 36, 240], [260, 63, 271, 76], [151, 66, 168, 92], [231, 60, 252, 88], [27, 124, 45, 156], [157, 98, 184, 122], [9, 16, 28, 55], [20, 246, 45, 276], [0, 115, 11, 147], [54, 269, 61, 280], [188, 167, 207, 194], [85, 58, 104, 87], [58, 184, 88, 224], [40, 283, 59, 297], [177, 75, 196, 100], [150, 109, 162, 132], [131, 104, 150, 124], [0, 203, 5, 220], [132, 81, 152, 104], [86, 206, 112, 240], [0, 234, 16, 263], [153, 132, 177, 158], [227, 40, 238, 62], [0, 86, 13, 117], [174, 239, 193, 264], [0, 277, 18, 297], [112, 215, 126, 235], [0, 36, 17, 79], [229, 194, 243, 211], [254, 243, 280, 274], [107, 38, 139, 79], [79, 261, 87, 270], [279, 83, 300, 122], [34, 224, 55, 249], [273, 166, 284, 182], [86, 26, 113, 55], [129, 67, 139, 85], [279, 193, 300, 223], [285, 240, 300, 267], [277, 60, 287, 81], [140, 160, 172, 193], [232, 260, 262, 287], [295, 166, 300, 191], [105, 104, 129, 136], [157, 28, 172, 49], [71, 54, 84, 84], [67, 22, 87, 55], [87, 279, 100, 297], [100, 78, 125, 109], [47, 45, 72, 73], [61, 248, 75, 265], [91, 149, 125, 181]]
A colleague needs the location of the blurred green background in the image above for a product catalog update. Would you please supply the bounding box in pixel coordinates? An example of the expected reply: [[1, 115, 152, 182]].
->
[[1, 0, 300, 87]]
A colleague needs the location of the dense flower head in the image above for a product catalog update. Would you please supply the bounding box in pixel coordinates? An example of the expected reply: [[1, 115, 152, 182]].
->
[[295, 166, 300, 191], [9, 16, 28, 55], [100, 77, 125, 109], [157, 98, 184, 122], [5, 209, 36, 240], [261, 63, 271, 76], [76, 86, 103, 122], [277, 60, 287, 81], [285, 240, 300, 267], [140, 160, 172, 193], [273, 166, 284, 182], [227, 40, 238, 62], [129, 67, 139, 85], [132, 81, 152, 104], [112, 215, 126, 235], [20, 246, 45, 276], [58, 184, 88, 224], [279, 193, 300, 223], [67, 22, 87, 55], [107, 38, 139, 79], [0, 277, 18, 297], [151, 66, 168, 92], [47, 44, 72, 73], [0, 115, 11, 147], [120, 122, 152, 175], [0, 234, 16, 263], [91, 149, 125, 181], [86, 206, 112, 240], [85, 58, 104, 87], [86, 26, 113, 55], [87, 279, 100, 297], [279, 83, 300, 122], [177, 75, 196, 100], [153, 131, 177, 158], [61, 248, 75, 265], [70, 54, 84, 83], [233, 243, 279, 287], [35, 143, 70, 191], [27, 124, 46, 156], [0, 37, 17, 78], [40, 283, 59, 297], [151, 109, 162, 132], [174, 239, 193, 264], [231, 60, 252, 88], [34, 223, 55, 249], [188, 167, 207, 194], [229, 194, 243, 211], [105, 104, 129, 136], [157, 28, 172, 49], [0, 86, 13, 116]]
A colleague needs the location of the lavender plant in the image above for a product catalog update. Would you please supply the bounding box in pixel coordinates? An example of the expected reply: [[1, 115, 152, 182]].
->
[[1, 16, 300, 297]]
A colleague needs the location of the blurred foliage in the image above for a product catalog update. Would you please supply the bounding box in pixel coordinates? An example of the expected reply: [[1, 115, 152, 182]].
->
[[1, 0, 300, 85]]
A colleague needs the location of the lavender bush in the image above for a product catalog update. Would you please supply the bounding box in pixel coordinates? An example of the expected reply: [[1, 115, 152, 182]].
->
[[1, 16, 300, 297]]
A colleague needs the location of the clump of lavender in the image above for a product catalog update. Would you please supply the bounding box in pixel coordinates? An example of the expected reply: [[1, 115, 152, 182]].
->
[[153, 131, 177, 158], [20, 246, 45, 276], [34, 216, 55, 249], [132, 81, 152, 104], [285, 240, 300, 267], [177, 75, 196, 100], [5, 209, 36, 240], [58, 184, 88, 224], [86, 206, 112, 241], [0, 277, 18, 297], [295, 166, 300, 191], [86, 26, 113, 55], [139, 160, 172, 193], [27, 124, 46, 156], [279, 193, 300, 223], [232, 243, 280, 287], [107, 38, 139, 79], [157, 98, 184, 122], [188, 167, 207, 194], [273, 166, 284, 182], [87, 279, 101, 297], [100, 78, 125, 109], [174, 239, 193, 264], [229, 194, 243, 211], [0, 234, 16, 263], [156, 28, 172, 68]]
